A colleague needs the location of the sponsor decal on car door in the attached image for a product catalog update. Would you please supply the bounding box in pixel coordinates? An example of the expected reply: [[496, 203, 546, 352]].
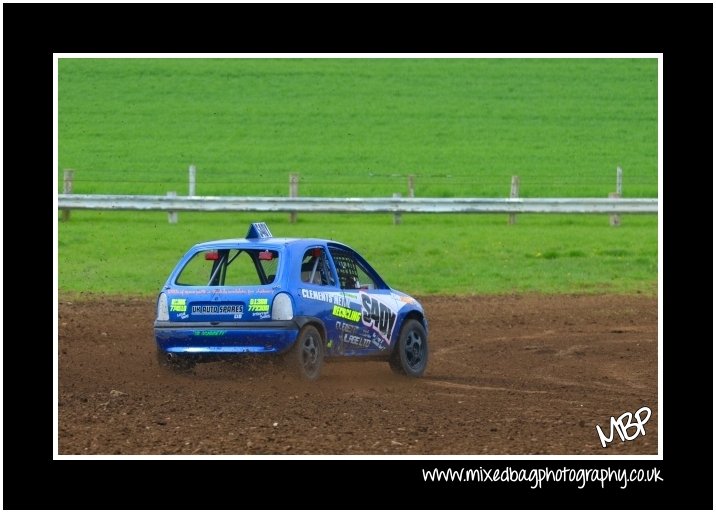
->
[[359, 291, 398, 346], [332, 289, 399, 355]]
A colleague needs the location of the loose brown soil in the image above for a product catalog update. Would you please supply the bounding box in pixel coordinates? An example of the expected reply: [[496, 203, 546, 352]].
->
[[58, 294, 657, 455]]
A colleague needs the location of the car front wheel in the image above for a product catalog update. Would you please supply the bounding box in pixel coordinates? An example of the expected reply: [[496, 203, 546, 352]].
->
[[389, 319, 428, 377], [286, 325, 324, 380]]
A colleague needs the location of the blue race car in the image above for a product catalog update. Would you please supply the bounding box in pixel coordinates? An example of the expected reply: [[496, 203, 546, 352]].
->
[[154, 222, 428, 380]]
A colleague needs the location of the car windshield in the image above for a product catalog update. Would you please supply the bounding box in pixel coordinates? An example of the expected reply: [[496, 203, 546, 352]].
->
[[175, 248, 279, 286]]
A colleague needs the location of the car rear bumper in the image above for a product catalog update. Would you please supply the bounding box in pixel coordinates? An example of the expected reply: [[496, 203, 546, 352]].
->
[[154, 320, 300, 354]]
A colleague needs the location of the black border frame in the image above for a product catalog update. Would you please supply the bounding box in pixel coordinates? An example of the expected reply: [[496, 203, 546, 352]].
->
[[3, 3, 711, 510]]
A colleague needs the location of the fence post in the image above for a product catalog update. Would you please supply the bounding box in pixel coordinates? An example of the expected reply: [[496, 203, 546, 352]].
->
[[189, 164, 196, 196], [408, 175, 415, 198], [610, 166, 623, 227], [167, 191, 178, 224], [508, 175, 520, 225], [61, 169, 74, 221], [289, 173, 299, 224], [393, 192, 402, 225]]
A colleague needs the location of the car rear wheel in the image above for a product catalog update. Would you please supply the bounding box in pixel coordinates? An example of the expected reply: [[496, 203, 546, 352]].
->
[[286, 325, 324, 380], [389, 319, 428, 377], [156, 348, 196, 373]]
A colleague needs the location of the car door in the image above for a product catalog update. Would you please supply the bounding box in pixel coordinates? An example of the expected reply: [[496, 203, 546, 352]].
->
[[295, 246, 351, 357], [326, 245, 400, 356]]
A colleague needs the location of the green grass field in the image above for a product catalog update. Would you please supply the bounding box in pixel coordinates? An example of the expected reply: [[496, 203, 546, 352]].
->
[[58, 211, 657, 296], [57, 58, 658, 296]]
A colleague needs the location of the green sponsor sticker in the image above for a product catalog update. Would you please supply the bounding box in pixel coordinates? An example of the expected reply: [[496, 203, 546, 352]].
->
[[170, 298, 187, 312], [248, 298, 270, 312], [332, 305, 361, 322]]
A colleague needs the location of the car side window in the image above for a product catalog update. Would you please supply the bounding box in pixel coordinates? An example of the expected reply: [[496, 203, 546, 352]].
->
[[300, 248, 335, 287], [330, 249, 378, 290]]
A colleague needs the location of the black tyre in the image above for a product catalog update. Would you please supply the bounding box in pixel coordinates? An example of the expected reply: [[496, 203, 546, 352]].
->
[[389, 319, 428, 377], [156, 348, 196, 373], [286, 325, 324, 380]]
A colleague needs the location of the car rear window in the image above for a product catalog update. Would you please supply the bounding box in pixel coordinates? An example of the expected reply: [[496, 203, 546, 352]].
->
[[175, 248, 279, 286]]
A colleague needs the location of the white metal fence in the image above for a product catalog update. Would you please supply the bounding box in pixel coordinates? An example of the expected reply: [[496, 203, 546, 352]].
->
[[58, 194, 658, 214]]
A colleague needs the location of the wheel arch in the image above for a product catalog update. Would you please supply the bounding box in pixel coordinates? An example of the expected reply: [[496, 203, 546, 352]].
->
[[399, 309, 427, 332], [293, 316, 328, 346]]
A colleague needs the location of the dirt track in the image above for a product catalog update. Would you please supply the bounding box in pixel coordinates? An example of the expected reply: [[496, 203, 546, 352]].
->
[[58, 294, 657, 455]]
